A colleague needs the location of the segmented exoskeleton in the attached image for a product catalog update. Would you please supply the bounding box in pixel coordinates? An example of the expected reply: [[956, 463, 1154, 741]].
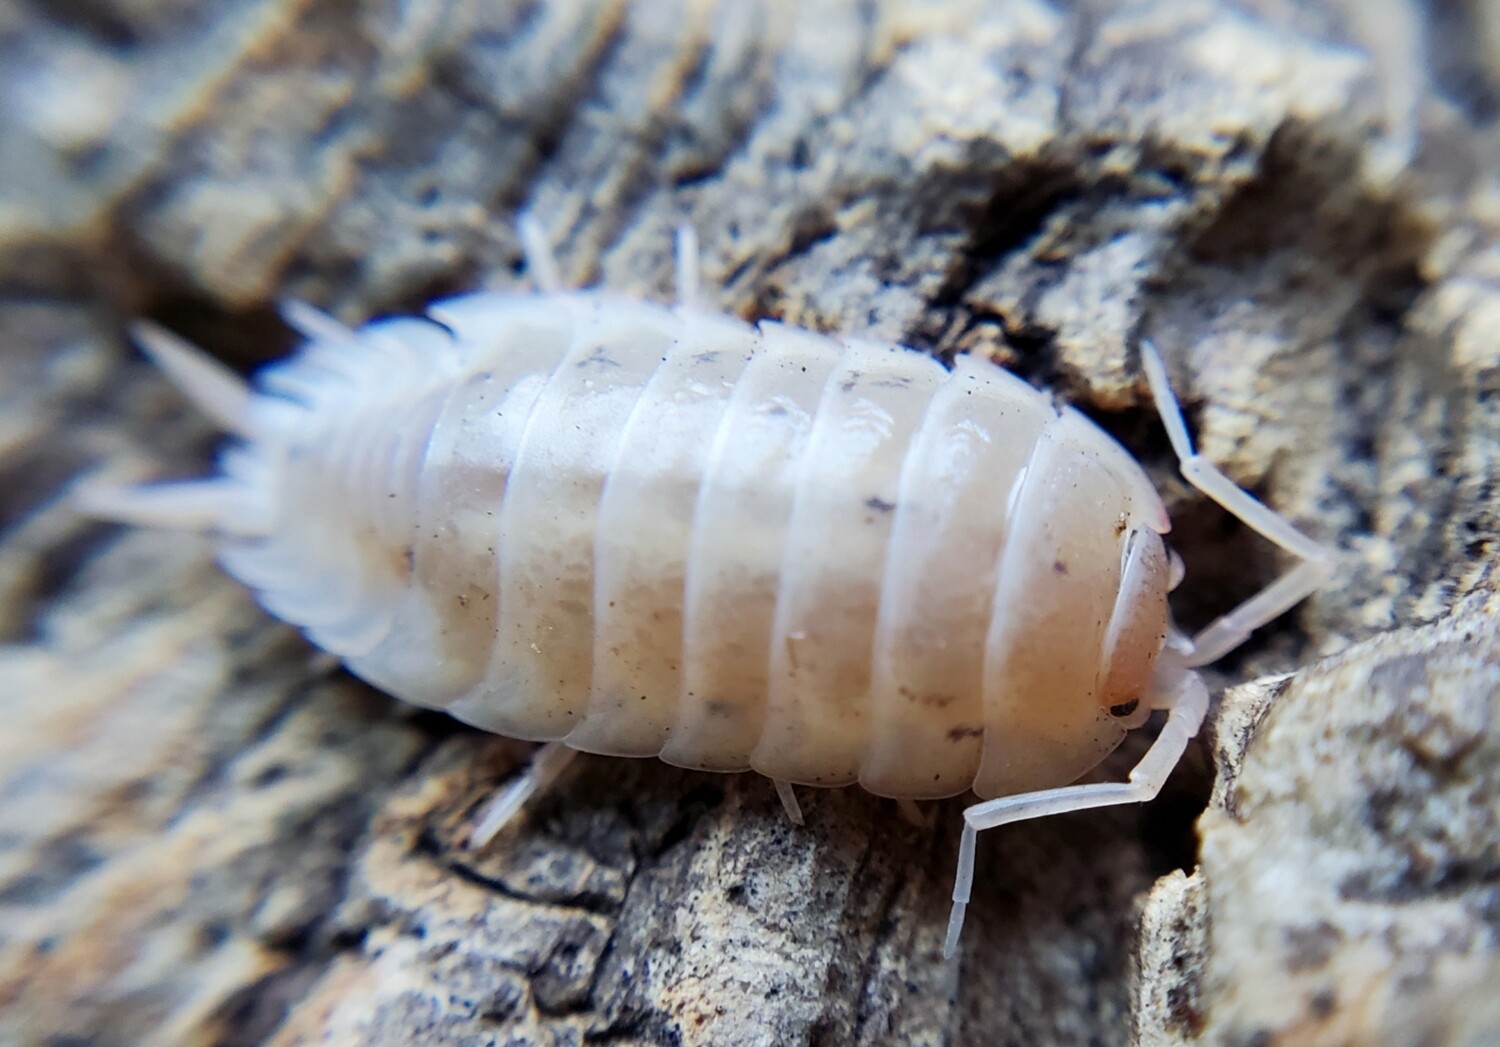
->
[[79, 220, 1336, 955]]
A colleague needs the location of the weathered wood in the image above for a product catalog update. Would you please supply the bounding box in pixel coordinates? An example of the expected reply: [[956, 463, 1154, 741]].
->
[[2, 0, 1497, 1043], [1137, 587, 1500, 1046]]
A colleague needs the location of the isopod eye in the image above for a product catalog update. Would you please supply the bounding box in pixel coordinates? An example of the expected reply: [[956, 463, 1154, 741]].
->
[[1108, 698, 1140, 719]]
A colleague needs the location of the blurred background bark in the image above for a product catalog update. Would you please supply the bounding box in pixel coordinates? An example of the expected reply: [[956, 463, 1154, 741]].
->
[[1, 0, 1497, 1043]]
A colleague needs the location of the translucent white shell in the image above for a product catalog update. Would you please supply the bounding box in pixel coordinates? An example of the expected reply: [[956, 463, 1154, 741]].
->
[[189, 289, 1174, 801]]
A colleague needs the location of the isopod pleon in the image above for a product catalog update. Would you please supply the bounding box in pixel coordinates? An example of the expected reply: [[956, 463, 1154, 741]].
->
[[77, 217, 1336, 957]]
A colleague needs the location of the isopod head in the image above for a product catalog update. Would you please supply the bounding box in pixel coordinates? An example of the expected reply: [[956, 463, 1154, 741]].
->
[[1097, 526, 1173, 732]]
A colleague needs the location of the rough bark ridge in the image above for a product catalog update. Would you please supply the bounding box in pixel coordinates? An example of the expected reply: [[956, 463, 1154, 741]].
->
[[1, 1, 1497, 1044]]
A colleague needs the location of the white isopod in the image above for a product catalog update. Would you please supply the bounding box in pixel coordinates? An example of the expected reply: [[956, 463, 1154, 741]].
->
[[79, 219, 1336, 955]]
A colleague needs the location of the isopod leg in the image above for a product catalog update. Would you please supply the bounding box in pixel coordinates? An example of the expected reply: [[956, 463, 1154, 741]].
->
[[942, 670, 1209, 959], [468, 742, 578, 848], [674, 224, 702, 310], [772, 779, 804, 826], [516, 211, 564, 292], [1140, 340, 1338, 667], [897, 798, 929, 828]]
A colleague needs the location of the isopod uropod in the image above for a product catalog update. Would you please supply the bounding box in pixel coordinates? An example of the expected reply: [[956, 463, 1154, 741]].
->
[[78, 219, 1336, 956]]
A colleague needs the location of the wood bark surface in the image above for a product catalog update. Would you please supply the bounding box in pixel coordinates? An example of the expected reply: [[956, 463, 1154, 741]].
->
[[1, 1, 1498, 1044]]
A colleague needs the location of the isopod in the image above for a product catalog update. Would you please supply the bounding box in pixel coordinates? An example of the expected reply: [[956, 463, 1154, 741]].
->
[[78, 218, 1336, 956]]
